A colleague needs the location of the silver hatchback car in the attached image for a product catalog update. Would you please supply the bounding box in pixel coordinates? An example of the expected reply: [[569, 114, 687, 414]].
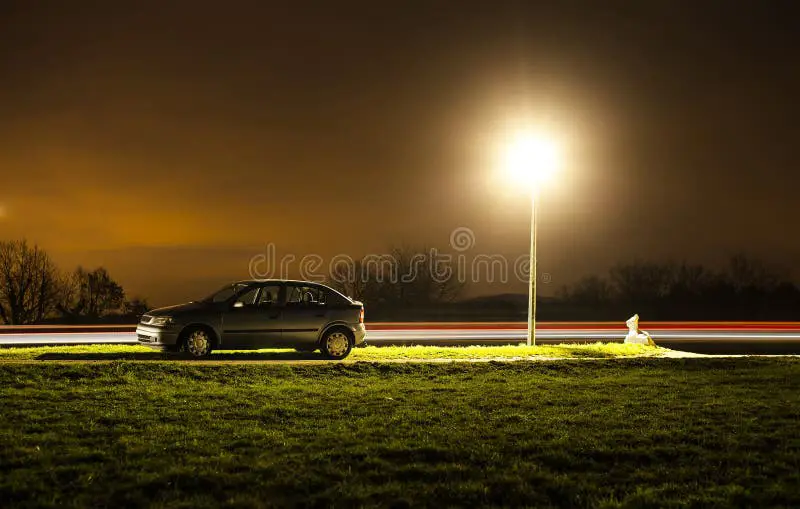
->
[[136, 280, 366, 359]]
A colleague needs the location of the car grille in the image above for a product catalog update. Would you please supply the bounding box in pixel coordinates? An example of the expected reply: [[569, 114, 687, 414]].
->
[[137, 334, 154, 342]]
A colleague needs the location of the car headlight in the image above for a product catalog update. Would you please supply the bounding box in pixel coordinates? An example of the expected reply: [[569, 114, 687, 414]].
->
[[150, 316, 175, 327]]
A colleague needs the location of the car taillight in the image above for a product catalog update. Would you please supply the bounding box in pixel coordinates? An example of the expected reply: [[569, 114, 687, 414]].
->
[[359, 307, 364, 323]]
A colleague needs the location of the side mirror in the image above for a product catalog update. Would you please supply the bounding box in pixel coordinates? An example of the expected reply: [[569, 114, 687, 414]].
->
[[232, 301, 245, 308]]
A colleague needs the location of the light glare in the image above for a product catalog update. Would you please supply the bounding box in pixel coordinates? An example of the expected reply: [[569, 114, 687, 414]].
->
[[503, 133, 562, 186]]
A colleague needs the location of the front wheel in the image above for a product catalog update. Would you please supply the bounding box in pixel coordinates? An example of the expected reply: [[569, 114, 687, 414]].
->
[[320, 329, 353, 360], [179, 327, 214, 358]]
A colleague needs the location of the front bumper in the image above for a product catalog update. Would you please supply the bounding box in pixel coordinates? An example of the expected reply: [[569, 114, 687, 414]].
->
[[136, 324, 181, 350]]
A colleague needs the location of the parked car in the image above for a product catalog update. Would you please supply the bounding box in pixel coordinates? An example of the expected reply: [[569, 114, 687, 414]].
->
[[136, 280, 366, 359]]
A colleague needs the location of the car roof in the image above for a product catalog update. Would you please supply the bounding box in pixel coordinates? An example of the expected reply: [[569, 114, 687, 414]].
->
[[233, 279, 328, 286], [227, 280, 351, 300]]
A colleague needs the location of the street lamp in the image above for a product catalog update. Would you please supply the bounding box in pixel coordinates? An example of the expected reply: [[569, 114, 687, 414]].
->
[[503, 132, 562, 346]]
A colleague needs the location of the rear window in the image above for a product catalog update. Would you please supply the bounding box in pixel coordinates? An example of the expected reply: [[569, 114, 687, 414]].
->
[[283, 285, 351, 306], [285, 285, 325, 305]]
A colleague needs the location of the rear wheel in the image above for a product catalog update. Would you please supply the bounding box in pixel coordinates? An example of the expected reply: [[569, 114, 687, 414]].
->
[[179, 326, 214, 358], [320, 328, 353, 360]]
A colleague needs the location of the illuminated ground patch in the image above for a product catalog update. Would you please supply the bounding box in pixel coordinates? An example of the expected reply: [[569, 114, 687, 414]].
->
[[0, 343, 662, 362]]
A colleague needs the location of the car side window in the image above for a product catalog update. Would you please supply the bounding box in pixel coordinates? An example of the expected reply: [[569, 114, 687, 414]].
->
[[210, 285, 240, 303], [285, 285, 324, 306], [233, 287, 259, 307], [256, 285, 280, 307], [285, 286, 302, 306]]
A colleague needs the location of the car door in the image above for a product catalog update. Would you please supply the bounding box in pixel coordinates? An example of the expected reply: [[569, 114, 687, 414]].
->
[[221, 284, 282, 349], [279, 284, 329, 348]]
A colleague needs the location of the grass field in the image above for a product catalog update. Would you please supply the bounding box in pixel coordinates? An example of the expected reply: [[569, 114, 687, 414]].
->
[[1, 358, 799, 507], [0, 343, 661, 362]]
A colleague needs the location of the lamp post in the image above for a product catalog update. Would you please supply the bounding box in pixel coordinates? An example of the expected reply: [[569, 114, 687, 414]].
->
[[527, 189, 538, 346], [503, 132, 561, 346]]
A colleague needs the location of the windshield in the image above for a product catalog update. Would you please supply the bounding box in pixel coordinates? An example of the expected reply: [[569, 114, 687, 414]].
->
[[201, 283, 251, 303]]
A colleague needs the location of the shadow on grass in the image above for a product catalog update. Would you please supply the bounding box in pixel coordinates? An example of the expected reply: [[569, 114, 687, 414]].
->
[[34, 351, 325, 361]]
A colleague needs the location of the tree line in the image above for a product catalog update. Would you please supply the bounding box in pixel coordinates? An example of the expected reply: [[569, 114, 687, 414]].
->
[[329, 248, 800, 321], [0, 240, 148, 325], [328, 250, 800, 321], [327, 246, 464, 320], [554, 255, 800, 321], [3, 239, 796, 323]]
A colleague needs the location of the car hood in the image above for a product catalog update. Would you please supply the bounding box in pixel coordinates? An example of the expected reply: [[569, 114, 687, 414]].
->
[[147, 301, 210, 317]]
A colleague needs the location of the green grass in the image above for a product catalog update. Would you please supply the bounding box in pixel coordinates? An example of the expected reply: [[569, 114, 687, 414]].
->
[[0, 343, 661, 362], [1, 359, 799, 507], [352, 343, 662, 360]]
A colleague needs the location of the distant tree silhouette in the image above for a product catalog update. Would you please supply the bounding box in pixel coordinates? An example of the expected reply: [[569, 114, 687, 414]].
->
[[556, 275, 613, 306], [381, 246, 464, 307], [0, 240, 62, 324], [59, 267, 125, 320], [609, 261, 674, 307], [555, 254, 800, 321], [122, 297, 150, 318], [328, 246, 463, 319], [329, 258, 371, 303], [726, 253, 782, 292]]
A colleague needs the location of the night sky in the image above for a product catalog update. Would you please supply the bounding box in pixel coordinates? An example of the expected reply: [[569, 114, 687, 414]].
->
[[1, 1, 798, 305]]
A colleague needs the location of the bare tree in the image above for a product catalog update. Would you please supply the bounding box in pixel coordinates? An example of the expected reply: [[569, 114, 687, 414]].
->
[[609, 261, 674, 304], [559, 275, 614, 305], [59, 267, 125, 319], [328, 246, 464, 309], [670, 262, 710, 296], [0, 240, 62, 324], [725, 253, 784, 292], [328, 258, 372, 302], [390, 245, 464, 305]]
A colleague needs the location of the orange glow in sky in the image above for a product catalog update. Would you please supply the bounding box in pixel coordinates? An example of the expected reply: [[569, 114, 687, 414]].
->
[[1, 2, 798, 305]]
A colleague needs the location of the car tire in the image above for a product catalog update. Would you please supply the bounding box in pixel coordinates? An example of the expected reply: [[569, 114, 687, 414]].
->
[[320, 328, 353, 360], [179, 326, 214, 358]]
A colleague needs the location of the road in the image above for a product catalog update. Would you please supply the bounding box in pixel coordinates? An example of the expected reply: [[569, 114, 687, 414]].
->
[[2, 322, 800, 354]]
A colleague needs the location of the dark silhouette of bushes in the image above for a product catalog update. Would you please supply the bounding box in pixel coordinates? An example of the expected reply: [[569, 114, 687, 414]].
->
[[555, 255, 800, 321]]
